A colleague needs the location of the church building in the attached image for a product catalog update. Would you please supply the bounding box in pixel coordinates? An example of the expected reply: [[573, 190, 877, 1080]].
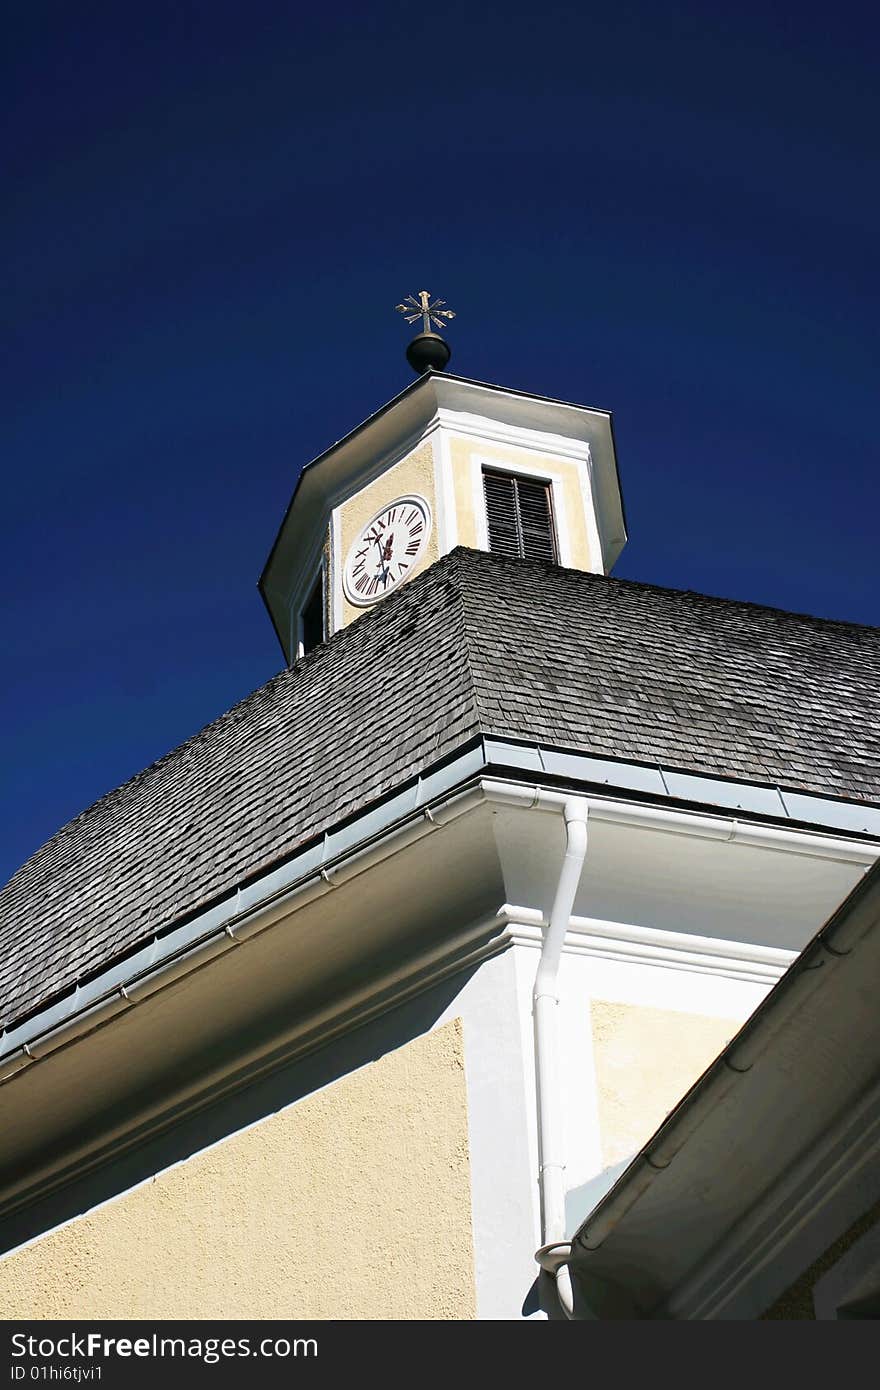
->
[[1, 299, 879, 1320]]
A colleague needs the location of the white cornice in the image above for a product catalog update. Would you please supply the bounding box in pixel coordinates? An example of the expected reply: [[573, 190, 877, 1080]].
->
[[497, 906, 795, 987], [435, 408, 592, 464]]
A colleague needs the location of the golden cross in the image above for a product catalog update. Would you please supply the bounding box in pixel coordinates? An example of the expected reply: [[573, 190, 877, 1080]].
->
[[395, 290, 456, 335]]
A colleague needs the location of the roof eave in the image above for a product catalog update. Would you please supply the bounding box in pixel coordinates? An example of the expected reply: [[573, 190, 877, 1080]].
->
[[568, 856, 880, 1319]]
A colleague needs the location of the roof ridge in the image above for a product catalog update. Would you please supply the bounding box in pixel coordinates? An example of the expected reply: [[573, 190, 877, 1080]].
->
[[448, 546, 880, 635]]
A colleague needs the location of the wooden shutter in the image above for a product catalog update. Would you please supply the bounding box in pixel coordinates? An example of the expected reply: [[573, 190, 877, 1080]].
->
[[483, 470, 557, 563], [483, 471, 521, 558]]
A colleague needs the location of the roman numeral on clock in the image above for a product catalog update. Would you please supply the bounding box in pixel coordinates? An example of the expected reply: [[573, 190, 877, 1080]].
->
[[345, 498, 430, 605]]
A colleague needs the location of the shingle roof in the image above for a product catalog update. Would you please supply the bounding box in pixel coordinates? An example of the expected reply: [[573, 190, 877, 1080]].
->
[[2, 547, 879, 1030]]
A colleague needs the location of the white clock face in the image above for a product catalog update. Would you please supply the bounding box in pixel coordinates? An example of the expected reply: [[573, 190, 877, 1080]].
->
[[342, 495, 432, 606]]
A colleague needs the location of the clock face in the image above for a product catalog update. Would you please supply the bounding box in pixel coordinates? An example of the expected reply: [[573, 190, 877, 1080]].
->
[[342, 495, 432, 606]]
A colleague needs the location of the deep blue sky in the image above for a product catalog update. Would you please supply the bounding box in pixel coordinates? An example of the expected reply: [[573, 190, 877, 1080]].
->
[[3, 2, 878, 882]]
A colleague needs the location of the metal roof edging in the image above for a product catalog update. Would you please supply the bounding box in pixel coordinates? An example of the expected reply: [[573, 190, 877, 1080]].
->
[[3, 737, 878, 1077]]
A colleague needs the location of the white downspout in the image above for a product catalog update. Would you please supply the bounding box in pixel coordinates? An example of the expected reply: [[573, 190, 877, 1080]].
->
[[533, 797, 589, 1318]]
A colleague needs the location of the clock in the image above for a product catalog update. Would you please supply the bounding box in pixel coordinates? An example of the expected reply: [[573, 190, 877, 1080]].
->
[[342, 495, 432, 606]]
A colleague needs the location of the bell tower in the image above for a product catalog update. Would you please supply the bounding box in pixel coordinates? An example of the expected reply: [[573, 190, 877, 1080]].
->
[[259, 293, 627, 662]]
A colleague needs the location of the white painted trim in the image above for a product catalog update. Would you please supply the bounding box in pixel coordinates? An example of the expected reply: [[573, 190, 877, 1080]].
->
[[499, 907, 795, 987], [431, 430, 450, 555], [431, 950, 542, 1319], [512, 945, 542, 1258], [577, 444, 606, 574], [556, 962, 604, 1203], [438, 426, 458, 551], [330, 505, 343, 635], [472, 452, 489, 551], [436, 407, 593, 465]]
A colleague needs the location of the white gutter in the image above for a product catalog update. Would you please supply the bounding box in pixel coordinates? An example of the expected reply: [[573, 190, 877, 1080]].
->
[[479, 780, 877, 866], [0, 785, 485, 1084], [3, 772, 874, 1084], [533, 798, 589, 1318]]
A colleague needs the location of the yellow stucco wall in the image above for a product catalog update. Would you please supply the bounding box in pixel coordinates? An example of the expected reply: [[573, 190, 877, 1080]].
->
[[0, 1020, 475, 1321], [449, 436, 596, 569], [591, 1001, 739, 1168], [332, 431, 599, 632], [337, 440, 438, 628]]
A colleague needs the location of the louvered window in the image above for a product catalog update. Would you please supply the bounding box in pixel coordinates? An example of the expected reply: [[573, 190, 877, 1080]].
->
[[483, 470, 557, 563]]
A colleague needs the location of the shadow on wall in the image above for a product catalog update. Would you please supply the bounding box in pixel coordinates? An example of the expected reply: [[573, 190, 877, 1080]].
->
[[0, 966, 481, 1260], [566, 1158, 632, 1236], [518, 1162, 636, 1321]]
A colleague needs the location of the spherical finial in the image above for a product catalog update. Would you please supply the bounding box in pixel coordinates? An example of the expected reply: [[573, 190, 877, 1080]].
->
[[405, 332, 452, 374], [395, 290, 456, 375]]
